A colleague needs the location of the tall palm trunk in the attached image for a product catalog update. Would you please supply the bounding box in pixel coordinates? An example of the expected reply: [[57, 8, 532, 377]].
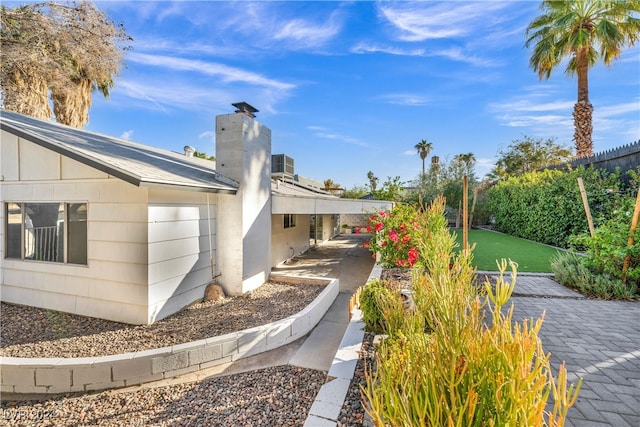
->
[[52, 78, 92, 128], [574, 48, 593, 158], [4, 66, 52, 120]]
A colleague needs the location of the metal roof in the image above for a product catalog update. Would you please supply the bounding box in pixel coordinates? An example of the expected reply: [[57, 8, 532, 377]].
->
[[0, 110, 238, 194]]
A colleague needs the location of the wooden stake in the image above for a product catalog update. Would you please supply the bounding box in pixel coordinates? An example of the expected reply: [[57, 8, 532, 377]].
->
[[622, 186, 640, 282], [577, 178, 595, 237], [463, 175, 468, 255]]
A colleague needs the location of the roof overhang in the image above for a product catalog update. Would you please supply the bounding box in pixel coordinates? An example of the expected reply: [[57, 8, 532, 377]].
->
[[272, 194, 393, 214]]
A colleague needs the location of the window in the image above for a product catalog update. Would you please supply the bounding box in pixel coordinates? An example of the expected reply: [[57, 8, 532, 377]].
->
[[5, 202, 87, 265], [284, 213, 296, 229]]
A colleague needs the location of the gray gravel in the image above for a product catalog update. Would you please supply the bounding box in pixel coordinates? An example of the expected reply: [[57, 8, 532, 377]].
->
[[0, 365, 325, 426], [1, 281, 326, 358]]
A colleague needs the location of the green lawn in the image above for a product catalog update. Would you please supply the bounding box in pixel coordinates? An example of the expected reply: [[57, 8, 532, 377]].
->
[[452, 229, 563, 273]]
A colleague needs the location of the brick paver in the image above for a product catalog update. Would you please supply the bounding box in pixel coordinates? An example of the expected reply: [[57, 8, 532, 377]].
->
[[487, 273, 640, 427]]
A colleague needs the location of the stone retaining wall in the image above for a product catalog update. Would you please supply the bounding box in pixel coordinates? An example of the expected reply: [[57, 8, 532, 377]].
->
[[0, 275, 338, 395]]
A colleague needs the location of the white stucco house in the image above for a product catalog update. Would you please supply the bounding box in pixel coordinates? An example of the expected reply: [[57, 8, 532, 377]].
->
[[0, 105, 392, 324]]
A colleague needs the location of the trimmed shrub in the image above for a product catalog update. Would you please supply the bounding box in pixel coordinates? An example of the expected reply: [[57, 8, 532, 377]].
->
[[551, 252, 637, 300], [486, 167, 622, 248]]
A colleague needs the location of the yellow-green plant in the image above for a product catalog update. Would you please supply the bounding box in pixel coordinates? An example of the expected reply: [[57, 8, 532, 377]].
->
[[364, 249, 582, 425]]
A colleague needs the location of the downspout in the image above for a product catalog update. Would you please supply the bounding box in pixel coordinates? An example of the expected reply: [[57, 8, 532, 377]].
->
[[207, 193, 215, 280]]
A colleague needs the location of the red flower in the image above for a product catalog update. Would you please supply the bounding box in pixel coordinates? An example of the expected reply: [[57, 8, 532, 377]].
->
[[366, 225, 372, 232], [389, 229, 399, 242], [407, 247, 419, 267], [361, 241, 370, 248], [374, 222, 384, 232], [401, 235, 412, 243], [355, 227, 361, 234], [396, 259, 406, 267]]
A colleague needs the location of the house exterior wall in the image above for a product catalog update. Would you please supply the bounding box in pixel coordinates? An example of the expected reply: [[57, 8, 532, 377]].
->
[[322, 214, 339, 241], [215, 113, 272, 295], [271, 214, 310, 266], [0, 132, 150, 324], [146, 188, 218, 323]]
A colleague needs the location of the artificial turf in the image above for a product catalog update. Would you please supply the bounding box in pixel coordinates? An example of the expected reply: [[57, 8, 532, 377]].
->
[[452, 229, 563, 273]]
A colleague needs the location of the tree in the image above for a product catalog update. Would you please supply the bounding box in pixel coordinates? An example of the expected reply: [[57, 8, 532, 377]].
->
[[373, 176, 405, 202], [453, 152, 476, 179], [526, 0, 640, 158], [414, 139, 433, 177], [341, 184, 368, 199], [489, 136, 573, 179], [367, 171, 379, 192], [194, 151, 215, 161], [1, 1, 131, 127], [323, 178, 341, 195]]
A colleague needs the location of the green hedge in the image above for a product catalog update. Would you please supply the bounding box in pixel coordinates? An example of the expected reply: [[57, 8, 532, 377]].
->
[[486, 167, 622, 248]]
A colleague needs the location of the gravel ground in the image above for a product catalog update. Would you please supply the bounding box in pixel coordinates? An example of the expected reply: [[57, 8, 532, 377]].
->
[[0, 281, 328, 425], [338, 332, 376, 427], [0, 281, 326, 358], [0, 365, 325, 426]]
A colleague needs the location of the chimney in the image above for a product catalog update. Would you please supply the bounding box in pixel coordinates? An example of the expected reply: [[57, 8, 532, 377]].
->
[[184, 145, 195, 157], [232, 102, 258, 119]]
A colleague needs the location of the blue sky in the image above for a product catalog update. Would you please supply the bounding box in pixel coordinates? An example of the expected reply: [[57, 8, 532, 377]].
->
[[82, 1, 640, 188]]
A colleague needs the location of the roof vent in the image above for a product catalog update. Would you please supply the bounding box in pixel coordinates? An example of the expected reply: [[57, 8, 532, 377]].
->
[[232, 102, 258, 118], [184, 145, 196, 157]]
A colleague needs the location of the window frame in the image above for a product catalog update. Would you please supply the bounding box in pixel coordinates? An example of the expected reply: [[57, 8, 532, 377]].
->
[[283, 213, 296, 229], [4, 202, 88, 266]]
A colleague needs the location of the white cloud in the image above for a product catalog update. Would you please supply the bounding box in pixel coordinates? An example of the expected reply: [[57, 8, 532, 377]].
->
[[378, 2, 516, 42], [379, 93, 430, 106], [351, 42, 425, 56], [596, 100, 640, 118], [307, 125, 367, 147], [273, 16, 342, 48], [120, 130, 134, 140], [128, 53, 295, 91], [432, 47, 502, 67]]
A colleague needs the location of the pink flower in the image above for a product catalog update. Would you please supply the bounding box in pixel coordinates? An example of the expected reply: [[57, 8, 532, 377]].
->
[[389, 229, 399, 242]]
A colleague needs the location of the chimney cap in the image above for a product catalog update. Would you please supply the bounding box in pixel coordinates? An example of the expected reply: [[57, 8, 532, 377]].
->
[[232, 102, 258, 118], [184, 145, 196, 157]]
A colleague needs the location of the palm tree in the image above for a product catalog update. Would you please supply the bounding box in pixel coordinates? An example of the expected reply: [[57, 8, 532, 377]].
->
[[526, 0, 640, 158], [367, 171, 379, 192], [1, 2, 130, 128], [415, 139, 433, 177], [454, 152, 476, 178], [323, 178, 341, 195]]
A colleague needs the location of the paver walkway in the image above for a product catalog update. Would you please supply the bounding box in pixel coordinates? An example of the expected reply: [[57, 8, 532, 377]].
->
[[480, 272, 640, 427]]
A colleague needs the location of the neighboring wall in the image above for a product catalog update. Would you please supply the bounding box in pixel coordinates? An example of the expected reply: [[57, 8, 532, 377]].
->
[[0, 133, 149, 324], [147, 189, 218, 323], [339, 213, 370, 229]]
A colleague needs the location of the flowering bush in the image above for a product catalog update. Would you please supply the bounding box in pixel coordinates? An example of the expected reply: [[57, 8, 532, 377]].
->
[[364, 197, 448, 268]]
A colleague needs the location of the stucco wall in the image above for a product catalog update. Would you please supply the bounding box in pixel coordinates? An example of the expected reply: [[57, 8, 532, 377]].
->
[[271, 214, 311, 266], [0, 133, 150, 324]]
